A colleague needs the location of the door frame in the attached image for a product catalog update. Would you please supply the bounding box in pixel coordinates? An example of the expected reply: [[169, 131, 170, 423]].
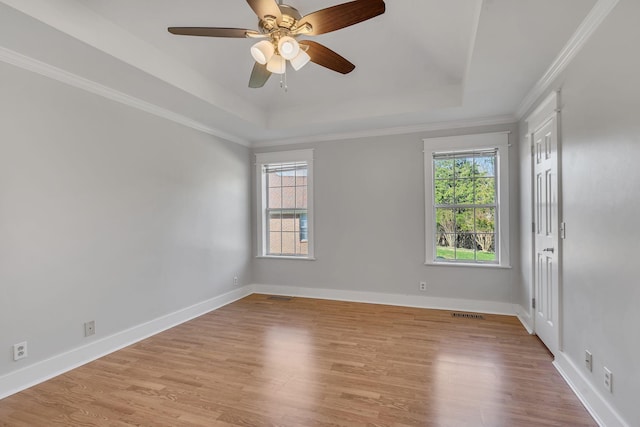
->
[[526, 90, 563, 355]]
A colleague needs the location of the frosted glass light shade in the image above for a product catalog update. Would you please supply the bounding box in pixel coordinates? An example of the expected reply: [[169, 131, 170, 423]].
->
[[277, 36, 300, 60], [266, 54, 286, 74], [290, 50, 311, 71], [250, 40, 274, 65]]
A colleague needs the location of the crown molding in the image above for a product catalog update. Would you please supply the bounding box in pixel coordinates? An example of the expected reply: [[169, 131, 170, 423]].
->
[[1, 43, 514, 150], [251, 115, 517, 148], [0, 46, 250, 147], [516, 0, 620, 119]]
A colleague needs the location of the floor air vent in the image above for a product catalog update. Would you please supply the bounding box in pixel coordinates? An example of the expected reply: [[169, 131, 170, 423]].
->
[[267, 295, 293, 301], [451, 312, 484, 320]]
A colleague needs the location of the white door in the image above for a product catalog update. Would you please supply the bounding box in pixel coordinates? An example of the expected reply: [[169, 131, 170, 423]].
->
[[533, 116, 560, 355]]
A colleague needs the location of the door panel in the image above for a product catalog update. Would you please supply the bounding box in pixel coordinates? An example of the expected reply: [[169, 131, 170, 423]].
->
[[533, 117, 559, 355]]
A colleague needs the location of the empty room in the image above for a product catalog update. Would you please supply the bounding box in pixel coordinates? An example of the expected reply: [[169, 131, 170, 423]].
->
[[0, 0, 638, 426]]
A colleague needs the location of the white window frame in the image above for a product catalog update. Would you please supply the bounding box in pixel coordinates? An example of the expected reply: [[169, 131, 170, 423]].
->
[[255, 149, 315, 260], [424, 132, 510, 268]]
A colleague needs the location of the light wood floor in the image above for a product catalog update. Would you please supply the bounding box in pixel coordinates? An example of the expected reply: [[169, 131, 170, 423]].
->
[[0, 294, 596, 426]]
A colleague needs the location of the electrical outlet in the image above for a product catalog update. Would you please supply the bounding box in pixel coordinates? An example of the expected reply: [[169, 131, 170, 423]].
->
[[419, 281, 427, 291], [585, 350, 592, 372], [233, 276, 239, 286], [13, 341, 27, 361], [84, 321, 96, 337], [604, 367, 613, 393]]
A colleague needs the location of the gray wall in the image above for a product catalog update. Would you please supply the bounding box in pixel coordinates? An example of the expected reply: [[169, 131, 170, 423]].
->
[[519, 0, 640, 424], [0, 61, 252, 376], [253, 124, 521, 306]]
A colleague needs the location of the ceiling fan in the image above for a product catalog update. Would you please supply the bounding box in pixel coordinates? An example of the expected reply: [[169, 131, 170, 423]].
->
[[168, 0, 386, 88]]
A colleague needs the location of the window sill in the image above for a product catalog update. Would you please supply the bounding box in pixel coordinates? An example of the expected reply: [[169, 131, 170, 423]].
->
[[256, 255, 316, 261], [425, 261, 512, 269]]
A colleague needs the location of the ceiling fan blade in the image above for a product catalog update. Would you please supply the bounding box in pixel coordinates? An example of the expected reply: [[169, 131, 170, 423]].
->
[[249, 62, 272, 88], [299, 41, 355, 74], [246, 0, 282, 21], [168, 27, 260, 38], [298, 0, 385, 36]]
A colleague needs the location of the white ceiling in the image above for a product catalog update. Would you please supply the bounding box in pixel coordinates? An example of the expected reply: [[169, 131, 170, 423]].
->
[[0, 0, 597, 146]]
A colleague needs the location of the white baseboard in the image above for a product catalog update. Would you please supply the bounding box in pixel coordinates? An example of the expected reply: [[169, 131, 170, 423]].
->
[[0, 285, 544, 403], [1, 284, 629, 427], [553, 352, 630, 427], [0, 286, 252, 400], [249, 284, 516, 315], [515, 304, 534, 334]]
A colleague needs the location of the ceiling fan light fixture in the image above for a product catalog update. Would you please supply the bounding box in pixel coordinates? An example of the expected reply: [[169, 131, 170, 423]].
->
[[168, 0, 387, 88], [277, 36, 300, 60], [250, 40, 275, 65], [266, 54, 286, 74], [290, 49, 311, 71]]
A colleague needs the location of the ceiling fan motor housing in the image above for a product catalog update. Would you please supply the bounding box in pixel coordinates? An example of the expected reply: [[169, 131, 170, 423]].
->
[[259, 4, 302, 32]]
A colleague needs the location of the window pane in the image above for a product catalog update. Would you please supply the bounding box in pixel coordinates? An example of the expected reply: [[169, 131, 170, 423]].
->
[[475, 156, 495, 177], [296, 212, 309, 255], [455, 235, 476, 261], [282, 186, 296, 208], [280, 174, 295, 188], [436, 208, 456, 238], [456, 208, 474, 232], [475, 233, 496, 258], [454, 178, 474, 204], [281, 232, 296, 255], [295, 163, 307, 186], [436, 208, 455, 260], [296, 186, 307, 208], [268, 232, 281, 255], [268, 211, 282, 232], [476, 208, 495, 232], [475, 178, 496, 204], [268, 188, 281, 209], [282, 214, 295, 232], [267, 168, 282, 187], [455, 158, 473, 178], [434, 179, 454, 204], [437, 235, 456, 260], [434, 159, 454, 179]]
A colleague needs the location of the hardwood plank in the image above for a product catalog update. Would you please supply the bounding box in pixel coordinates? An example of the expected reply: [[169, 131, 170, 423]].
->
[[0, 294, 597, 426]]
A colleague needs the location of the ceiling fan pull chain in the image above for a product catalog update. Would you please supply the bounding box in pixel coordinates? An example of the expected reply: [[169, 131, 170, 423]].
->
[[279, 67, 288, 92], [284, 67, 288, 92]]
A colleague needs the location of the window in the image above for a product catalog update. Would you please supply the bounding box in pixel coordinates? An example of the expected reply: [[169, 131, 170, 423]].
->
[[256, 150, 314, 259], [424, 133, 510, 267]]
